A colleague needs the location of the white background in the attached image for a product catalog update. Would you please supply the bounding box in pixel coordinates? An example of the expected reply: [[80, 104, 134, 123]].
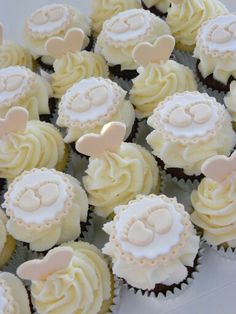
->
[[1, 1, 236, 313]]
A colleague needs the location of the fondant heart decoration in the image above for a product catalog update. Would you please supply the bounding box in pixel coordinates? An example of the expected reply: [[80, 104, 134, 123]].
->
[[109, 19, 128, 33], [88, 86, 108, 106], [18, 190, 40, 212], [76, 122, 126, 157], [189, 103, 211, 124], [228, 22, 236, 37], [147, 208, 173, 234], [17, 247, 73, 281], [202, 151, 236, 183], [46, 28, 85, 59], [71, 94, 91, 113], [48, 7, 64, 22], [31, 7, 64, 25], [210, 26, 232, 43], [38, 183, 59, 207], [0, 75, 24, 92], [0, 107, 28, 138], [127, 220, 154, 246], [109, 14, 144, 33], [169, 107, 192, 128], [127, 14, 144, 30], [133, 35, 175, 67], [0, 23, 3, 46]]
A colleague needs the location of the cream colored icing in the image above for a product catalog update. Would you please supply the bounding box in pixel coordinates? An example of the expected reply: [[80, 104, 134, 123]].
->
[[225, 81, 236, 122], [83, 142, 159, 218], [143, 0, 170, 13], [0, 209, 7, 255], [147, 92, 236, 176], [191, 174, 236, 247], [57, 77, 135, 142], [167, 0, 228, 50], [130, 61, 197, 119], [0, 66, 51, 120], [0, 121, 66, 180], [24, 4, 91, 59], [194, 14, 236, 85], [95, 9, 171, 70], [91, 0, 141, 36], [31, 242, 111, 314], [51, 51, 109, 98], [0, 41, 33, 69], [0, 272, 31, 314], [103, 194, 200, 290], [4, 169, 88, 251]]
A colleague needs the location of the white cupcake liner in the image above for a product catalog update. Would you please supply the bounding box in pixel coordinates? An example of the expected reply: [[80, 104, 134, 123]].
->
[[122, 241, 205, 300], [164, 173, 201, 192], [110, 73, 133, 92], [80, 208, 95, 244], [173, 49, 195, 71], [107, 276, 122, 314], [205, 240, 236, 261], [66, 148, 89, 182]]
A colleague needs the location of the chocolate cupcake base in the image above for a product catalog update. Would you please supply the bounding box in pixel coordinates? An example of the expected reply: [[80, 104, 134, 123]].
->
[[109, 65, 138, 81], [196, 60, 234, 93], [141, 1, 167, 18]]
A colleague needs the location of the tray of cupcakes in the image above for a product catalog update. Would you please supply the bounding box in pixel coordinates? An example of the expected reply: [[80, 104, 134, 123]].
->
[[0, 0, 236, 313]]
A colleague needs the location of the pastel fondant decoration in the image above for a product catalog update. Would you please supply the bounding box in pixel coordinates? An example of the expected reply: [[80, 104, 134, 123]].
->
[[76, 122, 126, 157], [0, 74, 24, 92], [127, 220, 154, 246], [46, 28, 85, 59], [0, 107, 28, 137], [210, 25, 232, 43], [0, 23, 3, 46], [202, 151, 236, 183], [133, 35, 175, 67], [17, 247, 73, 281], [147, 208, 173, 234], [31, 6, 64, 25], [108, 13, 145, 34]]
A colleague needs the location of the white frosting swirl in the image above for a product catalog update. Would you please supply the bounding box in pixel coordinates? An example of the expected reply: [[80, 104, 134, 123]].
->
[[31, 242, 111, 314], [0, 209, 7, 255], [95, 9, 171, 70], [143, 0, 170, 13], [83, 143, 159, 218], [191, 175, 236, 247], [130, 61, 197, 119], [194, 14, 236, 85]]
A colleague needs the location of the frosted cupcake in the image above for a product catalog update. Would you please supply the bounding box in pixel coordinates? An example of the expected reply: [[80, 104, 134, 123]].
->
[[24, 3, 91, 71], [95, 8, 171, 79], [167, 0, 228, 52], [0, 209, 16, 268], [147, 91, 236, 180], [191, 152, 236, 255], [194, 13, 236, 92], [3, 168, 88, 252], [225, 81, 236, 130], [76, 122, 159, 218], [142, 0, 170, 17], [0, 107, 67, 181], [0, 66, 52, 120], [0, 23, 33, 70], [91, 0, 141, 36], [131, 35, 197, 119], [103, 194, 200, 296], [17, 243, 114, 314], [57, 77, 135, 148], [46, 28, 109, 98], [0, 272, 30, 314]]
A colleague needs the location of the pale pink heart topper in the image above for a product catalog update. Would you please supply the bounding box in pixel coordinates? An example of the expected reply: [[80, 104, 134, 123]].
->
[[132, 35, 175, 67], [0, 106, 28, 138], [76, 122, 126, 158], [201, 151, 236, 183], [45, 28, 85, 59], [17, 247, 73, 281]]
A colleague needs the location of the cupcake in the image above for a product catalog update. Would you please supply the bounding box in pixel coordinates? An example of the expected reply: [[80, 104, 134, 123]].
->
[[103, 194, 200, 296], [17, 243, 114, 314], [130, 35, 197, 119], [0, 272, 30, 314], [3, 168, 88, 252], [95, 8, 171, 80], [24, 3, 91, 72], [166, 0, 228, 52], [142, 0, 170, 17], [0, 209, 16, 268], [191, 152, 236, 255], [0, 107, 67, 181], [57, 77, 135, 148], [0, 66, 52, 120], [76, 122, 159, 218], [0, 23, 33, 70], [225, 81, 236, 130], [194, 13, 236, 92], [91, 0, 141, 36], [46, 28, 109, 99], [146, 91, 236, 181]]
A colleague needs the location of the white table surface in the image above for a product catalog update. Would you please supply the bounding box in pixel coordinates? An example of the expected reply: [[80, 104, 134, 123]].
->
[[1, 1, 236, 313]]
